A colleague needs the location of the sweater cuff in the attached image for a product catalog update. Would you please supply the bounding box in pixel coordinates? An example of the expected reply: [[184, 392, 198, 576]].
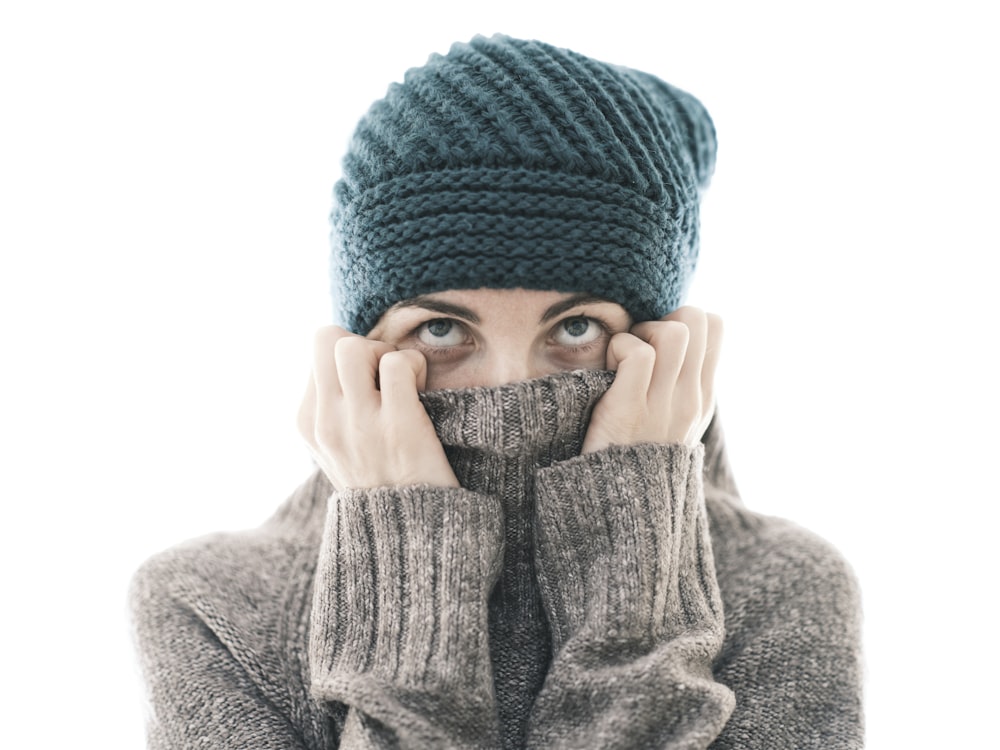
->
[[533, 442, 723, 650], [310, 485, 504, 700]]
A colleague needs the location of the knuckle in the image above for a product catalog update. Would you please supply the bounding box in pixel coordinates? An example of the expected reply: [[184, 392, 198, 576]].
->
[[382, 347, 420, 368], [618, 337, 656, 365], [397, 347, 425, 366], [634, 339, 657, 360], [315, 324, 346, 348], [649, 320, 689, 350], [378, 349, 407, 375], [334, 335, 365, 356], [661, 319, 690, 333], [664, 320, 691, 340], [668, 305, 704, 322], [609, 331, 637, 348]]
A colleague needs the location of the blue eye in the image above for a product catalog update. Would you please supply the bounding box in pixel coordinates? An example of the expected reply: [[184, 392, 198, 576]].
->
[[553, 317, 601, 346], [417, 319, 466, 347], [427, 319, 452, 337]]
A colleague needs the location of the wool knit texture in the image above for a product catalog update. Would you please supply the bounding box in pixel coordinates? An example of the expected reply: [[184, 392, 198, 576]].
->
[[330, 35, 717, 334], [130, 370, 864, 748]]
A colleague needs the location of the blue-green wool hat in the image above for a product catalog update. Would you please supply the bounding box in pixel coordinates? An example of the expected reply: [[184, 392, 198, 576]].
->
[[330, 35, 716, 334]]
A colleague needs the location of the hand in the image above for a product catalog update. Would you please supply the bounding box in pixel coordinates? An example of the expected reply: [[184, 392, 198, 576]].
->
[[297, 326, 460, 490], [582, 307, 722, 453]]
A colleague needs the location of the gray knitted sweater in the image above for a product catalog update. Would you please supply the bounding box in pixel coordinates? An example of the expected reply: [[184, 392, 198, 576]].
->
[[130, 370, 863, 748]]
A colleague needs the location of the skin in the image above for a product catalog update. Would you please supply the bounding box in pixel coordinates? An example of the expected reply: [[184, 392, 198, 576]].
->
[[298, 288, 722, 490]]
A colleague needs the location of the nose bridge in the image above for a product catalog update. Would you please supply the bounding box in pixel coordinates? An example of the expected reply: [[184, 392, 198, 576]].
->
[[477, 344, 536, 387]]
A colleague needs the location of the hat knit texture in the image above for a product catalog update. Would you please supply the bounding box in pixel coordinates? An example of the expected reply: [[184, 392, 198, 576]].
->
[[330, 34, 716, 334]]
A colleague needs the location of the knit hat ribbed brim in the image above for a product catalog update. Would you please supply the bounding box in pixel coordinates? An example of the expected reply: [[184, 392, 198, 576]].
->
[[331, 35, 716, 334]]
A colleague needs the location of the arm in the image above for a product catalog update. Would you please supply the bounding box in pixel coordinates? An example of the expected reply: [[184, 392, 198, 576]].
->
[[527, 307, 733, 748], [299, 327, 504, 748], [130, 547, 317, 749], [528, 442, 733, 749], [308, 485, 504, 749]]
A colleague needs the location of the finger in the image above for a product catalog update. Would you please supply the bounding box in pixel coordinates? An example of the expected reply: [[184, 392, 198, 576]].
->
[[664, 307, 708, 397], [629, 319, 689, 404], [603, 331, 656, 401], [334, 335, 394, 410], [378, 349, 428, 413], [701, 313, 724, 415], [312, 326, 357, 461], [313, 326, 352, 405]]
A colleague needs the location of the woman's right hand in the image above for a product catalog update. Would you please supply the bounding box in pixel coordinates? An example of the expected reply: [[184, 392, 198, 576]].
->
[[297, 326, 460, 491]]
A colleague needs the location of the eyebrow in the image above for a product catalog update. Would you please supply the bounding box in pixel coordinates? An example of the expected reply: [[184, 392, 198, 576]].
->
[[539, 293, 613, 323], [394, 296, 481, 323], [393, 291, 613, 325]]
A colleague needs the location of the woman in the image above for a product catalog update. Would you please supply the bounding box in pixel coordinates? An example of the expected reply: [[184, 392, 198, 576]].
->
[[130, 35, 863, 748]]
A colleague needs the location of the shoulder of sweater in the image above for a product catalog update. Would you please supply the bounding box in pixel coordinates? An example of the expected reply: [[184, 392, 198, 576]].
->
[[705, 492, 861, 628], [128, 471, 332, 742]]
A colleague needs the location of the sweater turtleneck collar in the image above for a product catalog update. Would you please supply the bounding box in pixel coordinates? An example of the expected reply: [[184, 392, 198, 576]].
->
[[418, 368, 739, 502], [295, 368, 739, 519], [419, 368, 613, 462]]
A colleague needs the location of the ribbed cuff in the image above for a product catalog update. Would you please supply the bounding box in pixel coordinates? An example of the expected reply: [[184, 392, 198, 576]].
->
[[309, 485, 504, 744], [533, 442, 723, 650]]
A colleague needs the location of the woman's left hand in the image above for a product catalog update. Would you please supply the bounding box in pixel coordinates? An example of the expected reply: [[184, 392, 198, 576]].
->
[[582, 306, 722, 453]]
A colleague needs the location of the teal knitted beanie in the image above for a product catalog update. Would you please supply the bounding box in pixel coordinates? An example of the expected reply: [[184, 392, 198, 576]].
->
[[330, 34, 716, 334]]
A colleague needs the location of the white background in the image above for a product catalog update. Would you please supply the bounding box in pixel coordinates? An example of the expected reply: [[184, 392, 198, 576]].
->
[[2, 1, 996, 746]]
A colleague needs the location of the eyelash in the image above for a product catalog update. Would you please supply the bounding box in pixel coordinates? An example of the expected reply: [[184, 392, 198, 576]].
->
[[557, 340, 601, 354]]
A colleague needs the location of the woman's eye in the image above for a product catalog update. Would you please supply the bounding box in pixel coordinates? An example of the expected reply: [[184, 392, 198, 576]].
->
[[553, 317, 602, 347], [416, 318, 466, 347]]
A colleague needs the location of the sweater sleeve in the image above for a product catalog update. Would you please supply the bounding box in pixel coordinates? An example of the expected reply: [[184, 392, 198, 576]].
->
[[527, 442, 735, 749], [129, 544, 320, 749], [308, 485, 505, 749]]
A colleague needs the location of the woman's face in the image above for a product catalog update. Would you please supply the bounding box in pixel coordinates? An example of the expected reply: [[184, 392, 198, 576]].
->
[[368, 288, 632, 390]]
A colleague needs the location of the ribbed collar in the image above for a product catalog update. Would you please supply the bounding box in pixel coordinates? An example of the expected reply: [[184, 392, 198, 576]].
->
[[418, 368, 738, 499], [419, 369, 613, 461]]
